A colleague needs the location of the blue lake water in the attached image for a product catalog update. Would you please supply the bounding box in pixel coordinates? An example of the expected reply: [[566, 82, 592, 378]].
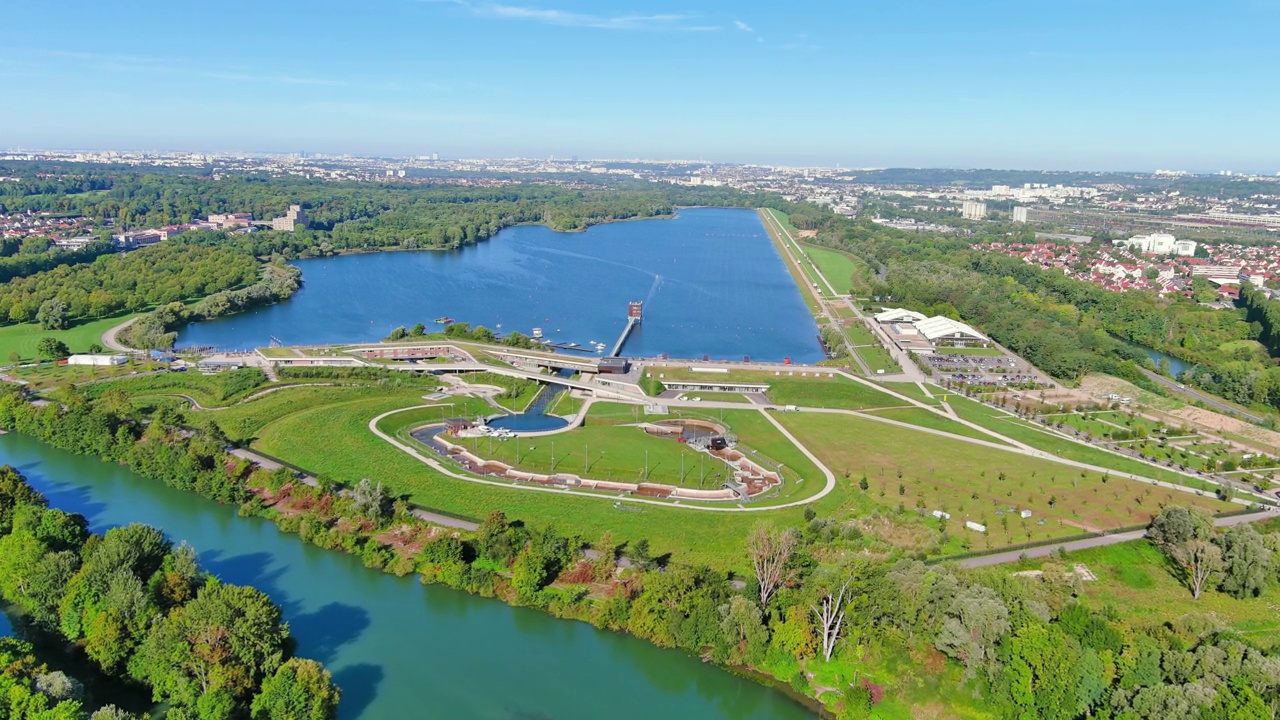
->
[[0, 433, 814, 719], [179, 208, 824, 363]]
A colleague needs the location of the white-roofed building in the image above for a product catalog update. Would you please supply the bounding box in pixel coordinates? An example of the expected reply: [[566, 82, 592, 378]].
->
[[874, 308, 928, 324], [914, 316, 989, 348]]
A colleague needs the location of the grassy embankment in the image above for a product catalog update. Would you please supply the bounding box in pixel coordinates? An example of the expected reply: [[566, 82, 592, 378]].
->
[[943, 393, 1228, 493], [774, 410, 1234, 554], [758, 209, 823, 315]]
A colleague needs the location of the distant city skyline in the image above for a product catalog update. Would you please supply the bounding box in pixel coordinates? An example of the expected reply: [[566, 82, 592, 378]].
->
[[2, 0, 1278, 171]]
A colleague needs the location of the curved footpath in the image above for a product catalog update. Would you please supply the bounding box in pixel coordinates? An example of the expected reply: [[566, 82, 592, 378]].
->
[[369, 404, 838, 513], [100, 317, 139, 352], [958, 509, 1275, 568]]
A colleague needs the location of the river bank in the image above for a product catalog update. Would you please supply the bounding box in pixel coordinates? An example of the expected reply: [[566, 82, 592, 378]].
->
[[0, 423, 818, 719]]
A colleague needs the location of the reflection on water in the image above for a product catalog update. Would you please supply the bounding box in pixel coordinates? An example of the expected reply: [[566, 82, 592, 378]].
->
[[178, 208, 824, 363], [0, 433, 814, 720]]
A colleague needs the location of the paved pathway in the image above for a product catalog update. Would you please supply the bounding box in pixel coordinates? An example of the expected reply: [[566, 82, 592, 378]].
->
[[368, 404, 839, 513], [958, 509, 1277, 568], [230, 446, 479, 530], [101, 317, 139, 353]]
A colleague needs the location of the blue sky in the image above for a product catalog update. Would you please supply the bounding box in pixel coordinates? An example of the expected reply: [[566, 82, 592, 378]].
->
[[2, 0, 1278, 171]]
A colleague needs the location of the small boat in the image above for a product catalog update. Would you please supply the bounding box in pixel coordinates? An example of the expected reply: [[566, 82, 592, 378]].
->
[[567, 343, 579, 348], [434, 316, 455, 324]]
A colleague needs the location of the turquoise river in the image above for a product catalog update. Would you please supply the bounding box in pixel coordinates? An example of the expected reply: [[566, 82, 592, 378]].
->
[[0, 433, 815, 719]]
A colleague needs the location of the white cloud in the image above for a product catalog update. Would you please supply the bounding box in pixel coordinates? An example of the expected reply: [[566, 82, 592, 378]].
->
[[203, 72, 344, 87], [424, 1, 718, 31], [733, 20, 753, 32]]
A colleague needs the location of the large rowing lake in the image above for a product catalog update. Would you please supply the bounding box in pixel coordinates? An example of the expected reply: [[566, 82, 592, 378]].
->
[[0, 433, 815, 719], [179, 208, 825, 363]]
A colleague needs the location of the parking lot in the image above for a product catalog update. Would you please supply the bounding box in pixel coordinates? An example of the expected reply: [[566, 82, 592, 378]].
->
[[925, 351, 1052, 389]]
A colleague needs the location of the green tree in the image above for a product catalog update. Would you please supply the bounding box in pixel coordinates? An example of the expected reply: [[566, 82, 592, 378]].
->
[[36, 298, 68, 330], [36, 337, 70, 360], [716, 596, 768, 665], [130, 584, 288, 711], [250, 658, 341, 720], [1217, 524, 1273, 598], [1147, 506, 1211, 549], [935, 585, 1010, 679]]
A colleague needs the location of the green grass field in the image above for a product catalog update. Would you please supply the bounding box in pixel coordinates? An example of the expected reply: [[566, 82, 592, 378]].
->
[[758, 209, 823, 314], [452, 422, 717, 487], [250, 393, 804, 571], [864, 406, 1010, 444], [1004, 540, 1280, 648], [882, 382, 941, 405], [81, 368, 270, 408], [799, 243, 868, 295], [842, 322, 876, 346], [854, 343, 897, 374], [774, 411, 1234, 550], [9, 360, 142, 390], [0, 313, 137, 363], [944, 395, 1223, 492]]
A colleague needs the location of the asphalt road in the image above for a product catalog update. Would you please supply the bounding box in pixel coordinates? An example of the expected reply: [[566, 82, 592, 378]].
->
[[1139, 367, 1264, 423], [957, 509, 1276, 568]]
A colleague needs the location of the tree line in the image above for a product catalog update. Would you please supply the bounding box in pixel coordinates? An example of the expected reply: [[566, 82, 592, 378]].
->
[[0, 242, 260, 328], [4, 382, 1279, 718], [0, 466, 340, 720]]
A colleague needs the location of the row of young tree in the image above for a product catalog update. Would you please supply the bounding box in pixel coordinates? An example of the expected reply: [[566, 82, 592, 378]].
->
[[0, 467, 340, 720], [3, 377, 1280, 717]]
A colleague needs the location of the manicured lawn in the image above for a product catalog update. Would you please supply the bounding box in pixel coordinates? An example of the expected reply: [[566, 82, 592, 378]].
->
[[865, 406, 1011, 444], [454, 422, 717, 487], [882, 381, 941, 405], [0, 313, 138, 363], [774, 411, 1234, 551], [800, 243, 868, 295], [209, 383, 460, 443], [252, 393, 805, 571], [854, 343, 897, 374], [842, 321, 875, 346], [767, 376, 901, 410]]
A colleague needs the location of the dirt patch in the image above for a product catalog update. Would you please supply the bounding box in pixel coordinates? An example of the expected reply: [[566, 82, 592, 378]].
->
[[374, 523, 434, 557]]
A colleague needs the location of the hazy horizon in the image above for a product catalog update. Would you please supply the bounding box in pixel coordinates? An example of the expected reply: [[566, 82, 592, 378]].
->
[[3, 0, 1278, 172]]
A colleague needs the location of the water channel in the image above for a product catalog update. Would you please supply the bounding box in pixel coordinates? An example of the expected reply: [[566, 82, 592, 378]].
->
[[178, 208, 825, 363], [1140, 345, 1192, 378], [0, 433, 814, 720]]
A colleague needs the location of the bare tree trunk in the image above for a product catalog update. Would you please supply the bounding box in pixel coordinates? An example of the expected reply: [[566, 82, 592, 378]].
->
[[811, 577, 850, 662], [749, 525, 797, 609]]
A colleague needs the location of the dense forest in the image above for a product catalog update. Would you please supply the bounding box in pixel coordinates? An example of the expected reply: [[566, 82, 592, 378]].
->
[[2, 384, 1279, 719], [0, 466, 340, 720], [0, 243, 260, 328]]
